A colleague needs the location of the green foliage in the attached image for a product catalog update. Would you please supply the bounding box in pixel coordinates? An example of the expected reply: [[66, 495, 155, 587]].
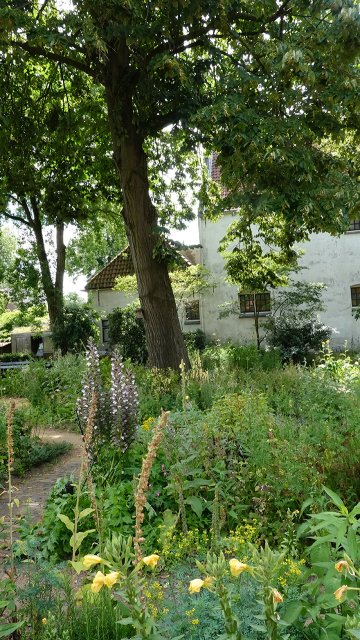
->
[[267, 318, 332, 364], [0, 306, 47, 342], [52, 299, 99, 354], [38, 591, 132, 640], [0, 407, 71, 486], [183, 329, 207, 353], [66, 208, 127, 279], [266, 281, 332, 363], [107, 305, 147, 364], [0, 353, 85, 427]]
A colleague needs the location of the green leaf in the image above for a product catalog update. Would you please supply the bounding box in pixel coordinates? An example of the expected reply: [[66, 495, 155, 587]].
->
[[185, 495, 203, 518], [347, 630, 360, 639], [69, 529, 96, 552], [0, 621, 24, 638], [78, 507, 94, 521], [280, 601, 306, 625], [322, 486, 348, 514], [183, 479, 213, 489], [57, 513, 75, 532], [70, 560, 86, 574]]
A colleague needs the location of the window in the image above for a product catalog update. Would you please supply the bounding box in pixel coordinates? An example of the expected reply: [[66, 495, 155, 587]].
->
[[239, 292, 271, 315], [348, 220, 360, 231], [102, 319, 109, 343], [351, 286, 360, 309], [185, 300, 200, 323]]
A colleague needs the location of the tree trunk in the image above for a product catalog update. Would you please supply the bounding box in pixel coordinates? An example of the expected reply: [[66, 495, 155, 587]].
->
[[104, 47, 190, 370], [31, 200, 66, 351]]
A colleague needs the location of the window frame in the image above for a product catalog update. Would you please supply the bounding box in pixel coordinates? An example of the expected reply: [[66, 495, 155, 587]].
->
[[184, 299, 201, 324], [239, 292, 271, 316], [101, 318, 110, 343], [347, 220, 360, 232], [351, 285, 360, 310]]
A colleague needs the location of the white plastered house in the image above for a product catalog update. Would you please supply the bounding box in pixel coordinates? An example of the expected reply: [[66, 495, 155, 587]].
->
[[85, 245, 202, 350], [86, 218, 360, 351], [198, 213, 360, 350]]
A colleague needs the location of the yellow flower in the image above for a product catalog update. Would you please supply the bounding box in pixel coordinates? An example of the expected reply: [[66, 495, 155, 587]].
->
[[83, 554, 103, 569], [103, 571, 120, 588], [334, 585, 348, 601], [143, 554, 160, 569], [335, 560, 355, 575], [229, 558, 248, 577], [188, 579, 204, 594], [272, 588, 283, 604], [41, 618, 47, 625], [191, 618, 199, 625], [203, 576, 215, 588], [91, 571, 106, 593]]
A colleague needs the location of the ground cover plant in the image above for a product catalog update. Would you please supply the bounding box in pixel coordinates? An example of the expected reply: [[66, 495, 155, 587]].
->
[[0, 343, 360, 638], [0, 404, 71, 489]]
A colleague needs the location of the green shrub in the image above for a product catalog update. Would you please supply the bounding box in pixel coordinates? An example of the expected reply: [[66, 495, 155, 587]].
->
[[107, 305, 147, 364], [267, 317, 332, 363], [0, 354, 85, 427], [52, 300, 99, 354], [183, 329, 207, 352]]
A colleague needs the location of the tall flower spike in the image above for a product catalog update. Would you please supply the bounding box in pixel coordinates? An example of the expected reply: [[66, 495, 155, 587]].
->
[[133, 411, 169, 563]]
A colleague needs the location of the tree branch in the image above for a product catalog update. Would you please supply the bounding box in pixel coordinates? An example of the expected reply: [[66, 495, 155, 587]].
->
[[8, 40, 99, 80]]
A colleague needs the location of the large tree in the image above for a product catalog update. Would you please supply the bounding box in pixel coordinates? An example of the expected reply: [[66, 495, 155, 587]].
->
[[1, 0, 359, 368], [0, 52, 116, 348]]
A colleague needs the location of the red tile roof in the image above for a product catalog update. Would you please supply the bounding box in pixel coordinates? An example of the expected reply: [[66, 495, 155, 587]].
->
[[85, 248, 134, 290], [85, 245, 201, 291]]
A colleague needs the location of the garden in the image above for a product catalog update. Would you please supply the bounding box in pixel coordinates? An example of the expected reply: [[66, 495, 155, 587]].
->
[[1, 340, 360, 640]]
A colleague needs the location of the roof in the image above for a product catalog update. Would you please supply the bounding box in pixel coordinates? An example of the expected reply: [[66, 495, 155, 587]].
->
[[11, 323, 50, 336], [85, 247, 135, 291], [85, 244, 201, 291]]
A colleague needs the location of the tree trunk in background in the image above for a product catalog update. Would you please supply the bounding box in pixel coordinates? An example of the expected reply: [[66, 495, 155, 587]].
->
[[31, 204, 66, 352], [104, 48, 190, 370]]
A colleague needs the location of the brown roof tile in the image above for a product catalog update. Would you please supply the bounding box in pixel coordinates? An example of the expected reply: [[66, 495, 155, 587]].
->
[[85, 248, 134, 290]]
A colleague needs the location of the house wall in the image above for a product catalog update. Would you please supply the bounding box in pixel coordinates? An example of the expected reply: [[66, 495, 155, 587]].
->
[[199, 214, 360, 349], [88, 288, 201, 351]]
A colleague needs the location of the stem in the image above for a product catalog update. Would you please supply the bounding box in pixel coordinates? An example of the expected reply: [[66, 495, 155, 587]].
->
[[217, 582, 242, 640], [7, 455, 14, 571]]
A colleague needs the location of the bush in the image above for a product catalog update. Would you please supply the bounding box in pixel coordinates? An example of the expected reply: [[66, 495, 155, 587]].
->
[[267, 317, 332, 363], [183, 329, 207, 352], [0, 354, 86, 427], [107, 305, 147, 364], [52, 300, 99, 354], [0, 352, 33, 362]]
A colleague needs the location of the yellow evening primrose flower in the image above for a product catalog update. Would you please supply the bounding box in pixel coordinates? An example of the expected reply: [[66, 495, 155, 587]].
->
[[91, 571, 106, 593], [83, 554, 103, 569], [229, 558, 248, 577], [143, 554, 160, 569], [272, 588, 284, 604], [335, 560, 355, 575], [189, 579, 204, 594], [41, 618, 47, 625], [103, 571, 120, 589], [334, 585, 348, 601]]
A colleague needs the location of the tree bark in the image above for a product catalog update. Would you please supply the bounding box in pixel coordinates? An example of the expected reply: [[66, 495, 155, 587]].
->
[[31, 199, 66, 350], [104, 46, 190, 370]]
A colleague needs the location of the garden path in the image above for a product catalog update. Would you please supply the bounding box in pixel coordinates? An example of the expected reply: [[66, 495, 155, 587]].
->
[[0, 428, 82, 564]]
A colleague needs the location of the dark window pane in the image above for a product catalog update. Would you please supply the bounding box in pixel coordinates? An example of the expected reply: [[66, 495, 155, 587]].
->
[[102, 319, 109, 343], [239, 292, 271, 314], [349, 220, 360, 231], [351, 286, 360, 308], [185, 300, 200, 322]]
